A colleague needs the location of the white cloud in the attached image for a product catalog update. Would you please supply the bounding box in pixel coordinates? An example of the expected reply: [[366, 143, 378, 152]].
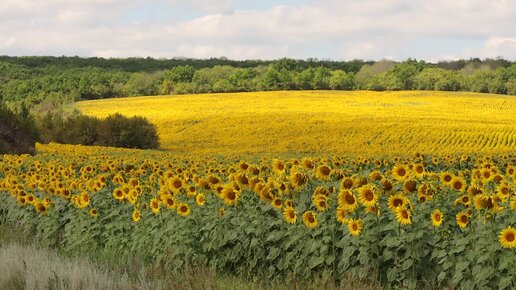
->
[[0, 0, 514, 60]]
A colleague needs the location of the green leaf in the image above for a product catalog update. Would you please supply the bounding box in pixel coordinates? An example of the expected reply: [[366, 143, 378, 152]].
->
[[266, 247, 281, 261], [308, 255, 325, 269]]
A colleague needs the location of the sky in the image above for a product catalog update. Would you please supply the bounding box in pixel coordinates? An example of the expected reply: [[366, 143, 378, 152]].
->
[[0, 0, 515, 61]]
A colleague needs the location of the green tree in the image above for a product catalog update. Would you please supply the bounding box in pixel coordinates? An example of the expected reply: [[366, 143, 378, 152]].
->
[[329, 70, 354, 90]]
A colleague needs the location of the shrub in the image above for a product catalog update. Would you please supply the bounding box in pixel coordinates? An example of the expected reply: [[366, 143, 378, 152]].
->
[[97, 114, 159, 149], [0, 104, 39, 154], [37, 111, 159, 149]]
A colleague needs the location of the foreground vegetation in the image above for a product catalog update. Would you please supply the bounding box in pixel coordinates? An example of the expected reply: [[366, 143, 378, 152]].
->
[[1, 144, 514, 289], [79, 90, 516, 156]]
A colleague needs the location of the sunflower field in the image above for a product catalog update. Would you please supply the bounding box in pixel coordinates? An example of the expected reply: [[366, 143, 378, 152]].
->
[[78, 90, 516, 156], [1, 142, 515, 289]]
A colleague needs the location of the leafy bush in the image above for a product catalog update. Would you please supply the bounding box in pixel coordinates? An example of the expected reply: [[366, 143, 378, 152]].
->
[[0, 104, 39, 154], [97, 114, 159, 149], [37, 111, 159, 149]]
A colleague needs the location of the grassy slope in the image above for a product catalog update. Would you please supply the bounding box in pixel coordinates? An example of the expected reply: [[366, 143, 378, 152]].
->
[[0, 224, 380, 290], [78, 91, 516, 157]]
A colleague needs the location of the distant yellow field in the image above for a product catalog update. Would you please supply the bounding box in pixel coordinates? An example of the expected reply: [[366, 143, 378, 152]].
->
[[77, 91, 516, 156]]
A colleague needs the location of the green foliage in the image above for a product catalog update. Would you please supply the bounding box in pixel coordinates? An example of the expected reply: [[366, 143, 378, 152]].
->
[[1, 57, 515, 110], [37, 111, 159, 149], [0, 104, 39, 154], [97, 114, 159, 149]]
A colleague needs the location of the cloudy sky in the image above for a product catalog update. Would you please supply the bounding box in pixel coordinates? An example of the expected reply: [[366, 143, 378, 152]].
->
[[0, 0, 515, 61]]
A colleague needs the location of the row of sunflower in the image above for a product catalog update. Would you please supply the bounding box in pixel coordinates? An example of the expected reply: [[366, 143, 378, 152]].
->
[[0, 145, 515, 289]]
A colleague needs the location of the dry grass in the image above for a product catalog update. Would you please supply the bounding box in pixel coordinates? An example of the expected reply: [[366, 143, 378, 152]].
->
[[0, 242, 164, 290], [0, 235, 381, 290]]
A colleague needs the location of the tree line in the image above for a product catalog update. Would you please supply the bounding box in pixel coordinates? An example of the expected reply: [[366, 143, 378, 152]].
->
[[0, 104, 159, 154], [1, 56, 515, 112]]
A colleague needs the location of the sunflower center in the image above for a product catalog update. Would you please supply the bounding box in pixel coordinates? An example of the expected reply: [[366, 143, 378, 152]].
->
[[320, 166, 330, 175], [289, 212, 295, 219], [343, 179, 353, 189], [393, 199, 402, 207], [364, 190, 374, 201], [460, 215, 468, 223], [345, 194, 355, 205], [444, 175, 452, 182], [405, 180, 417, 192], [397, 168, 406, 176], [181, 206, 187, 213], [308, 216, 315, 223], [453, 181, 462, 190], [506, 232, 515, 242], [352, 224, 358, 231], [435, 214, 441, 221], [402, 210, 409, 219], [173, 180, 182, 189], [227, 191, 236, 200], [416, 166, 423, 173]]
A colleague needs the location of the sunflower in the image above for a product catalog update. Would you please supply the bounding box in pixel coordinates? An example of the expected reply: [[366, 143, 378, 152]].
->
[[440, 172, 454, 185], [301, 158, 314, 169], [283, 207, 297, 224], [499, 226, 516, 249], [511, 197, 516, 211], [177, 203, 191, 217], [402, 179, 418, 194], [473, 194, 494, 210], [336, 207, 349, 224], [302, 211, 318, 229], [169, 177, 184, 193], [381, 178, 394, 192], [358, 185, 379, 207], [450, 177, 466, 192], [369, 171, 383, 181], [113, 188, 124, 201], [164, 196, 176, 209], [272, 160, 286, 174], [395, 207, 412, 225], [455, 211, 469, 228], [271, 197, 283, 209], [78, 192, 90, 209], [132, 209, 141, 223], [387, 193, 407, 212], [338, 190, 358, 212], [89, 208, 99, 218], [480, 168, 494, 182], [340, 177, 354, 189], [195, 193, 206, 206], [315, 165, 331, 180], [496, 184, 511, 201], [431, 209, 443, 227], [313, 195, 329, 212], [150, 198, 160, 214], [284, 198, 293, 208], [413, 163, 425, 179], [221, 186, 240, 206], [347, 218, 363, 236], [289, 171, 308, 188], [17, 196, 27, 206], [34, 202, 48, 214], [392, 164, 409, 181]]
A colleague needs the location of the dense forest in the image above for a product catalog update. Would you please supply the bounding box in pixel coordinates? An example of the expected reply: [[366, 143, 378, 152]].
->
[[1, 56, 515, 111]]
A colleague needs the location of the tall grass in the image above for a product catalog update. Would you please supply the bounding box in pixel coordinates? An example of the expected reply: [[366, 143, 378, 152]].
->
[[0, 224, 381, 290]]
